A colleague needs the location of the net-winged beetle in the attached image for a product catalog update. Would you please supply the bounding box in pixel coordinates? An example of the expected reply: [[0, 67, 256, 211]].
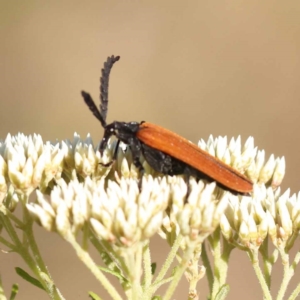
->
[[81, 55, 253, 194]]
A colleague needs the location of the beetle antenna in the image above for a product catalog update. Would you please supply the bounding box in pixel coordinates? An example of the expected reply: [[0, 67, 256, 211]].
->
[[81, 91, 106, 127], [100, 55, 120, 123], [81, 55, 120, 128]]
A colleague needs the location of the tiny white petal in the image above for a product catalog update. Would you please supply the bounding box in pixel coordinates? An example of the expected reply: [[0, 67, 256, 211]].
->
[[220, 214, 233, 240], [56, 202, 71, 236], [259, 154, 275, 184], [272, 157, 286, 188]]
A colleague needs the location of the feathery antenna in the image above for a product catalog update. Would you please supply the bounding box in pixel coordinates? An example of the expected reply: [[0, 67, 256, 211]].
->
[[100, 55, 120, 123], [81, 55, 120, 128]]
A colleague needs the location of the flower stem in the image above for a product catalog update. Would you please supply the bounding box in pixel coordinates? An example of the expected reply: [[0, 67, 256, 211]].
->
[[0, 210, 64, 300], [64, 231, 123, 300], [211, 227, 229, 298], [142, 242, 152, 290], [288, 280, 300, 300], [259, 237, 272, 289], [163, 245, 193, 300], [89, 233, 124, 272], [249, 248, 272, 300], [0, 235, 15, 250], [276, 248, 300, 300], [0, 205, 23, 228], [201, 241, 213, 293], [150, 234, 182, 294], [124, 244, 143, 300], [23, 207, 47, 273]]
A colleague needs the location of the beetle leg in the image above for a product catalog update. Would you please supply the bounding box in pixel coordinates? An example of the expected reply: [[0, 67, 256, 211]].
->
[[99, 127, 113, 154], [183, 166, 192, 200], [100, 139, 120, 167], [127, 137, 145, 189], [112, 140, 121, 160], [128, 138, 144, 170]]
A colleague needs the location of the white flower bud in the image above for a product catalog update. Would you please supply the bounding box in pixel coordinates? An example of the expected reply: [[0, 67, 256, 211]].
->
[[258, 154, 275, 184], [271, 157, 285, 189]]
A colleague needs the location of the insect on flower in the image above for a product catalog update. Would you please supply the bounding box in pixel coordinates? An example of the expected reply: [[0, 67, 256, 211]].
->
[[81, 55, 253, 194]]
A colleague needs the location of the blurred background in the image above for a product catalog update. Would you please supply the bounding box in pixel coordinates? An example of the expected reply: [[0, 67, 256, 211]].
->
[[1, 1, 300, 299]]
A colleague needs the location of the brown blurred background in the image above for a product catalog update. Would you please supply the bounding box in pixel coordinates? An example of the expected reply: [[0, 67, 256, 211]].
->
[[1, 1, 300, 299]]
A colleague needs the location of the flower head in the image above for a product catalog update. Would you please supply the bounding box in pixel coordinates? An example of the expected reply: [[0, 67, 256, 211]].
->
[[198, 135, 285, 188], [27, 173, 169, 245], [2, 133, 64, 197], [0, 132, 286, 252], [220, 185, 300, 251]]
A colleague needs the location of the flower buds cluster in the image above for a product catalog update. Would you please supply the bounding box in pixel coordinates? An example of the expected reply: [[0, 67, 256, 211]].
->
[[0, 133, 64, 200], [160, 178, 228, 247], [0, 133, 288, 250], [198, 135, 285, 189], [27, 174, 170, 245], [220, 186, 300, 251]]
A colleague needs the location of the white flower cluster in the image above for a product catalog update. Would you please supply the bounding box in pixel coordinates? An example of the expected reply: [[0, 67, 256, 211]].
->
[[0, 133, 116, 207], [0, 132, 291, 249], [160, 178, 229, 247], [198, 135, 285, 189], [220, 186, 300, 250], [61, 133, 112, 179], [0, 133, 63, 199], [27, 174, 170, 245]]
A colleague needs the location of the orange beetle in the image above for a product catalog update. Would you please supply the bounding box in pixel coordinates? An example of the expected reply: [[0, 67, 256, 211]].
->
[[81, 55, 253, 194]]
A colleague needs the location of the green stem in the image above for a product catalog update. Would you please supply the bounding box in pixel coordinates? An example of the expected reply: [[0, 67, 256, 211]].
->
[[163, 245, 194, 300], [0, 235, 15, 250], [187, 243, 203, 296], [23, 208, 47, 273], [277, 249, 300, 300], [136, 244, 143, 299], [0, 213, 21, 248], [126, 244, 143, 300], [249, 249, 272, 300], [148, 275, 173, 292], [142, 242, 152, 290], [221, 238, 234, 262], [0, 206, 23, 228], [288, 281, 300, 300], [1, 211, 64, 300], [259, 238, 272, 289], [22, 197, 65, 299], [89, 232, 129, 280], [201, 241, 213, 293], [64, 231, 123, 300], [211, 227, 229, 298], [150, 234, 182, 295], [276, 248, 290, 300]]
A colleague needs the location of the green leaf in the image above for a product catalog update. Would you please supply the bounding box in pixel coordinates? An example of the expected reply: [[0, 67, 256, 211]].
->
[[15, 268, 45, 291], [88, 291, 103, 300], [171, 266, 179, 276], [97, 248, 129, 287], [215, 284, 230, 300], [9, 284, 19, 300], [151, 263, 157, 275], [97, 266, 129, 286]]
